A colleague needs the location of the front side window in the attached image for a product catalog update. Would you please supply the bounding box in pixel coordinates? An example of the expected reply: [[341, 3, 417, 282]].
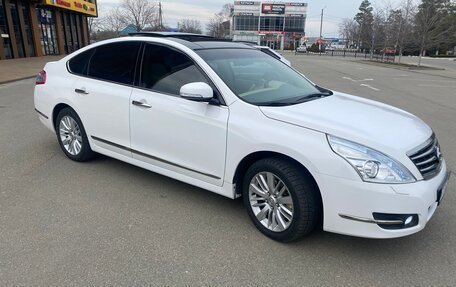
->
[[139, 44, 209, 95], [87, 42, 140, 85], [197, 48, 323, 106]]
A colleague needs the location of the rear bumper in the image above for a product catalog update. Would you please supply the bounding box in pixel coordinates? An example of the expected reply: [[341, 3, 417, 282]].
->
[[319, 160, 449, 238], [34, 86, 55, 133], [35, 107, 54, 133]]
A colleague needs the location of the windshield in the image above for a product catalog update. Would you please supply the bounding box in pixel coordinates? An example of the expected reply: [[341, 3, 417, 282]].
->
[[196, 49, 326, 106]]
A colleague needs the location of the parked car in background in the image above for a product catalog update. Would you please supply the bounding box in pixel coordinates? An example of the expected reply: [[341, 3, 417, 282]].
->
[[34, 33, 450, 242], [296, 45, 307, 53], [382, 48, 398, 54]]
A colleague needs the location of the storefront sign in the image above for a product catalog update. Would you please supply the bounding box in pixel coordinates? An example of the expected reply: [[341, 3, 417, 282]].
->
[[44, 0, 97, 16], [235, 1, 259, 5], [286, 14, 305, 17], [286, 3, 308, 6], [235, 12, 255, 16], [261, 3, 285, 15]]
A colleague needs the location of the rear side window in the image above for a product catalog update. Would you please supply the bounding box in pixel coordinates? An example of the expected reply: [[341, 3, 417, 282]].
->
[[140, 44, 208, 95], [88, 42, 141, 85], [68, 49, 94, 75]]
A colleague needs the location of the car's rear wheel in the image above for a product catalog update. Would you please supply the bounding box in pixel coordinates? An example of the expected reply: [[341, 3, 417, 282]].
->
[[242, 157, 321, 242], [55, 107, 94, 162]]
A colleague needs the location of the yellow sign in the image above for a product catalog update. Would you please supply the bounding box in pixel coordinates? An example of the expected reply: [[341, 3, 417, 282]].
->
[[44, 0, 97, 17]]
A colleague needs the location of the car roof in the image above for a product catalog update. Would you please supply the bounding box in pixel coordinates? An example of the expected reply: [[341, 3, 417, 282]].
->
[[129, 32, 253, 51], [129, 32, 215, 40]]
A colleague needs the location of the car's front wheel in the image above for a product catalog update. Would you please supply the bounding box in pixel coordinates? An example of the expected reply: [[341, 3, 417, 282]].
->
[[55, 107, 94, 162], [242, 157, 321, 242]]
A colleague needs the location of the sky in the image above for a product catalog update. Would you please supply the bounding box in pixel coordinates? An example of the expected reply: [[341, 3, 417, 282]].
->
[[96, 0, 403, 37]]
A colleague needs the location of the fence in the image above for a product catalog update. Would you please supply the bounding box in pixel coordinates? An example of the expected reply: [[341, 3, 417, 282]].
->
[[296, 50, 396, 62]]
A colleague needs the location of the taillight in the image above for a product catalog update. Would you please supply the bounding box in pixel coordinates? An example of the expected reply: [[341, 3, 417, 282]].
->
[[36, 70, 46, 85]]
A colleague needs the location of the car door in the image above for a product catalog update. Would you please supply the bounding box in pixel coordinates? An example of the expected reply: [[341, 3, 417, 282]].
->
[[72, 41, 141, 156], [130, 43, 229, 186]]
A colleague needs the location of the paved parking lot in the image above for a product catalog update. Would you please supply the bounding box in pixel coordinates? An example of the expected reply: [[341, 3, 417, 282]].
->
[[0, 55, 455, 286]]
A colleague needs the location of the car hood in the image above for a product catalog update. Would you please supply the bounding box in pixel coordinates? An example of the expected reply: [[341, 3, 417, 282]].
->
[[259, 92, 432, 153]]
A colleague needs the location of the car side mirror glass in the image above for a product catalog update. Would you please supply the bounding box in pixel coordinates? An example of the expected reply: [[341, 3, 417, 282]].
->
[[180, 82, 213, 102]]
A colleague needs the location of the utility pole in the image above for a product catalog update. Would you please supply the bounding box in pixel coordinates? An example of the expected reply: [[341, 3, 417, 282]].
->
[[158, 1, 163, 30], [319, 8, 324, 39], [319, 8, 324, 51]]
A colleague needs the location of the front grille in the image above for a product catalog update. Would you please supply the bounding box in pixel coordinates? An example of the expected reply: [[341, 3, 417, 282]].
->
[[407, 134, 442, 180]]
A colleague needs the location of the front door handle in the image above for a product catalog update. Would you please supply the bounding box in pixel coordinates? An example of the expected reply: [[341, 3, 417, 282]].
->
[[75, 88, 89, 95], [132, 100, 152, 108]]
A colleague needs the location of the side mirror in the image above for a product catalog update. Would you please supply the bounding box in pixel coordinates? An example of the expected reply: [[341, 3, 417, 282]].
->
[[180, 82, 213, 102]]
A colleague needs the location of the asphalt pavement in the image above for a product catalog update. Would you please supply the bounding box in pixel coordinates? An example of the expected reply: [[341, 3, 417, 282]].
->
[[0, 55, 455, 286]]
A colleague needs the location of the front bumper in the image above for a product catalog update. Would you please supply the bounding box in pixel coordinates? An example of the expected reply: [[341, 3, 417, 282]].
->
[[319, 160, 450, 238]]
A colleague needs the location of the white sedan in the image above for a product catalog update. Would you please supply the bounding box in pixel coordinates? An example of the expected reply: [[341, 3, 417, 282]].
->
[[34, 35, 450, 242]]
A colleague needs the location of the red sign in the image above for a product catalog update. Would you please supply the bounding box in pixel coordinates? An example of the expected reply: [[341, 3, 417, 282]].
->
[[262, 3, 285, 14]]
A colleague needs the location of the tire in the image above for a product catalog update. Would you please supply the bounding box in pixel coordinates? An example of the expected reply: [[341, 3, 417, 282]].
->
[[55, 107, 95, 162], [242, 157, 321, 242]]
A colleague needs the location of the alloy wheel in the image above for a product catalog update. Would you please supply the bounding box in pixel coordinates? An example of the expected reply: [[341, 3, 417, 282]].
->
[[59, 115, 83, 156], [248, 171, 294, 232]]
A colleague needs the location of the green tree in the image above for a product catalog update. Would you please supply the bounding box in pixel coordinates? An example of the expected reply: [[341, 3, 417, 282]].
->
[[354, 0, 374, 50]]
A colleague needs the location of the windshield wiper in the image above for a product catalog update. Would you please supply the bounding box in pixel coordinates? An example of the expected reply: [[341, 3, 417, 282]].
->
[[258, 102, 294, 107], [258, 92, 332, 107], [291, 92, 332, 104]]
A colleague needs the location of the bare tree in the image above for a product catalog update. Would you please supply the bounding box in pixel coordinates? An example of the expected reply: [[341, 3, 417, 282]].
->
[[339, 18, 358, 48], [178, 19, 202, 34], [88, 17, 101, 36], [220, 3, 234, 19], [121, 0, 157, 32], [396, 0, 416, 63], [206, 3, 233, 38], [369, 9, 386, 58], [413, 0, 454, 65], [104, 7, 127, 36], [207, 14, 224, 38], [374, 2, 397, 59], [88, 7, 105, 38]]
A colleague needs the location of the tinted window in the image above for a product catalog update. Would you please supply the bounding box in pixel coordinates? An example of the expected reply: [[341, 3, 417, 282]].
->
[[68, 48, 94, 75], [88, 42, 140, 85], [140, 44, 208, 95]]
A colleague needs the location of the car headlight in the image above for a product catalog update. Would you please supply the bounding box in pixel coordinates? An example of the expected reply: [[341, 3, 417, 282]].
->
[[327, 135, 416, 184]]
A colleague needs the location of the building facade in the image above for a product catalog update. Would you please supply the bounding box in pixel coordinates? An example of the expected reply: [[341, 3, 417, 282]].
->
[[0, 0, 97, 60], [232, 1, 307, 50]]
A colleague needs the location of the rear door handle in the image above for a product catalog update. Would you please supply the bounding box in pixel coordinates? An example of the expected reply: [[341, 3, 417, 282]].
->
[[132, 100, 152, 108], [75, 88, 89, 95]]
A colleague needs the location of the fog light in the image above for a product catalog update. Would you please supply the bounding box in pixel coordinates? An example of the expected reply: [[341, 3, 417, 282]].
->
[[373, 213, 419, 230], [404, 216, 413, 225], [363, 160, 379, 178]]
